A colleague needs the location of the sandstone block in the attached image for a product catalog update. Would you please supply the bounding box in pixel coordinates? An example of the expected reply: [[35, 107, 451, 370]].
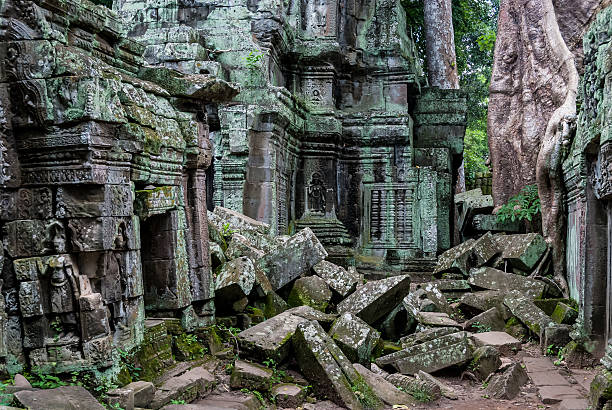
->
[[551, 302, 578, 325], [271, 383, 307, 408], [504, 290, 554, 337], [337, 275, 411, 324], [468, 266, 545, 299], [353, 363, 413, 406], [313, 260, 359, 297], [14, 386, 105, 410], [329, 312, 382, 365], [470, 331, 522, 356], [215, 257, 256, 304], [287, 276, 332, 312], [484, 363, 528, 399], [471, 345, 501, 380], [498, 233, 548, 271], [230, 360, 274, 391]]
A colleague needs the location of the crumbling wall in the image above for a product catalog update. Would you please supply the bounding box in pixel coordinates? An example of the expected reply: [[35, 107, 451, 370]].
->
[[563, 6, 612, 344], [116, 0, 467, 274], [0, 0, 236, 376]]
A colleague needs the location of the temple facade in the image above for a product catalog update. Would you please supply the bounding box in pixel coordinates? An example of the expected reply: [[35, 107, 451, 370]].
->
[[115, 0, 468, 274]]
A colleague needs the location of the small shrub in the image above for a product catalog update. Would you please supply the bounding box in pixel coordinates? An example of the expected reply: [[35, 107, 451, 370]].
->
[[496, 184, 541, 225]]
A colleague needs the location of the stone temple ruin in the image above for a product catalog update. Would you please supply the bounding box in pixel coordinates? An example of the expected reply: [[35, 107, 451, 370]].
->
[[0, 0, 466, 384]]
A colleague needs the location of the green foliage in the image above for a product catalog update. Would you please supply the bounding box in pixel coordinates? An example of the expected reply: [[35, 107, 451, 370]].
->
[[241, 388, 266, 408], [496, 185, 541, 224], [263, 358, 287, 384], [350, 376, 383, 408], [244, 51, 264, 70], [118, 348, 142, 381], [464, 126, 490, 183], [471, 321, 492, 333], [171, 399, 186, 405]]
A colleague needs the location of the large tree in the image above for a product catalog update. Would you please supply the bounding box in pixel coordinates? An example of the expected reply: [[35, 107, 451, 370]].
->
[[423, 0, 460, 89]]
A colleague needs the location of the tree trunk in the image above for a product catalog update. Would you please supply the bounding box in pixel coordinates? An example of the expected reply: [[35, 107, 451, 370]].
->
[[424, 0, 460, 90]]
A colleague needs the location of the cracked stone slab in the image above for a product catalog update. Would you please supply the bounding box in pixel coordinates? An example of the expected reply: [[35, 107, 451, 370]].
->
[[468, 267, 546, 299]]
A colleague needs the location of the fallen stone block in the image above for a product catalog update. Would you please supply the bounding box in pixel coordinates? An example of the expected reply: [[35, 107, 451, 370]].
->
[[225, 233, 265, 261], [458, 290, 510, 318], [433, 239, 476, 277], [150, 366, 215, 409], [271, 383, 307, 408], [551, 302, 578, 325], [209, 242, 226, 268], [464, 307, 506, 332], [497, 233, 548, 271], [230, 360, 274, 391], [542, 324, 571, 354], [471, 231, 500, 267], [589, 369, 612, 409], [559, 398, 590, 410], [484, 363, 528, 399], [538, 385, 583, 404], [13, 386, 105, 410], [534, 298, 569, 315], [330, 312, 382, 365], [471, 345, 501, 380], [417, 312, 461, 328], [189, 392, 261, 409], [215, 257, 256, 304], [313, 260, 359, 297], [419, 282, 452, 314], [376, 331, 472, 375], [256, 228, 327, 290], [353, 363, 415, 406], [123, 381, 155, 408], [337, 275, 411, 324], [287, 275, 332, 312], [107, 387, 134, 410], [400, 327, 458, 349], [427, 279, 471, 299], [292, 320, 364, 409], [415, 371, 458, 400], [385, 373, 442, 401], [470, 331, 522, 356], [504, 290, 554, 337], [468, 267, 545, 299], [212, 206, 270, 238], [379, 303, 415, 340], [237, 306, 335, 362]]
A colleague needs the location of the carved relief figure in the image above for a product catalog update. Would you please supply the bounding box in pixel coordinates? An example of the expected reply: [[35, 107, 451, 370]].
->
[[308, 172, 326, 213], [43, 221, 67, 254], [305, 0, 328, 35], [48, 257, 79, 331]]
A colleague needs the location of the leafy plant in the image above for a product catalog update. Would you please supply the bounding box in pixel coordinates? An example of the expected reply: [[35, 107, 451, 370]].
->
[[471, 321, 492, 333], [241, 388, 265, 408], [244, 51, 264, 70], [496, 185, 541, 225], [222, 222, 234, 237], [410, 388, 433, 403], [263, 358, 286, 384], [171, 399, 186, 405], [118, 348, 142, 381]]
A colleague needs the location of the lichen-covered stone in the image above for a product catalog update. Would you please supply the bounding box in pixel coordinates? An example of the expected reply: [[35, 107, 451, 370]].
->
[[433, 239, 476, 277], [468, 267, 546, 299], [470, 232, 499, 267], [485, 363, 528, 399], [225, 233, 265, 261], [400, 327, 458, 349], [417, 312, 461, 328], [292, 320, 365, 409], [376, 332, 472, 375], [256, 228, 327, 290], [353, 363, 414, 406], [287, 276, 332, 312], [551, 302, 578, 325], [14, 386, 105, 410], [236, 306, 335, 362], [497, 233, 548, 271], [271, 384, 307, 408], [229, 360, 274, 391], [329, 312, 382, 365], [504, 290, 555, 337], [214, 257, 256, 304], [313, 260, 359, 297], [464, 307, 506, 332], [337, 275, 411, 325], [471, 345, 501, 380], [385, 372, 442, 401]]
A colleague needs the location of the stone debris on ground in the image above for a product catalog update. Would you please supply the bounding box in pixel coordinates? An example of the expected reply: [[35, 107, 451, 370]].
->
[[0, 206, 589, 409]]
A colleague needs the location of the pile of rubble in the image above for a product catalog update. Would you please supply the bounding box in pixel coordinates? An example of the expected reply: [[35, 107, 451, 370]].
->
[[203, 207, 578, 408], [1, 207, 581, 409]]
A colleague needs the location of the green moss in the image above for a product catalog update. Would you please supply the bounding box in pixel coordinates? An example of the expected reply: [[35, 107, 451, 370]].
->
[[115, 365, 132, 386], [173, 334, 207, 361], [381, 341, 402, 355], [350, 375, 382, 409]]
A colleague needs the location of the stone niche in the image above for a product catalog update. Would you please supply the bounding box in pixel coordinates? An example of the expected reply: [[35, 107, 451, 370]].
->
[[116, 0, 467, 274], [563, 6, 612, 351], [0, 0, 236, 376]]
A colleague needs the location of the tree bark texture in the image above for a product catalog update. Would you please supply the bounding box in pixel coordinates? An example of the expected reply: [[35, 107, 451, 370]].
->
[[424, 0, 460, 90], [488, 0, 606, 295]]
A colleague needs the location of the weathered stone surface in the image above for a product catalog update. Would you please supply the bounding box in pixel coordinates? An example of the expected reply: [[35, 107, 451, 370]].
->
[[186, 392, 260, 410], [257, 228, 327, 290], [288, 276, 332, 312], [376, 332, 472, 375], [590, 369, 612, 409], [458, 290, 507, 316], [385, 372, 442, 401], [433, 239, 476, 277], [237, 306, 334, 361], [14, 386, 105, 410], [542, 324, 572, 353], [337, 275, 411, 324], [497, 234, 548, 271], [271, 384, 307, 408], [353, 363, 414, 406], [329, 312, 382, 365], [123, 381, 155, 408], [417, 312, 461, 328], [313, 261, 359, 297], [215, 257, 256, 304], [415, 371, 458, 400], [150, 366, 215, 409], [107, 387, 135, 410], [292, 320, 364, 409], [379, 303, 415, 341], [551, 302, 578, 325], [230, 360, 273, 391], [484, 363, 528, 399], [418, 282, 452, 314], [225, 233, 265, 261], [469, 267, 546, 299], [470, 331, 522, 356], [464, 307, 506, 332], [400, 327, 458, 349], [504, 290, 554, 337], [471, 345, 501, 380]]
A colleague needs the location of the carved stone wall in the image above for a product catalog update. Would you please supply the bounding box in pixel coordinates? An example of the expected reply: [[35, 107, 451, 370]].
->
[[0, 0, 236, 376], [116, 0, 467, 273], [563, 6, 612, 345]]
